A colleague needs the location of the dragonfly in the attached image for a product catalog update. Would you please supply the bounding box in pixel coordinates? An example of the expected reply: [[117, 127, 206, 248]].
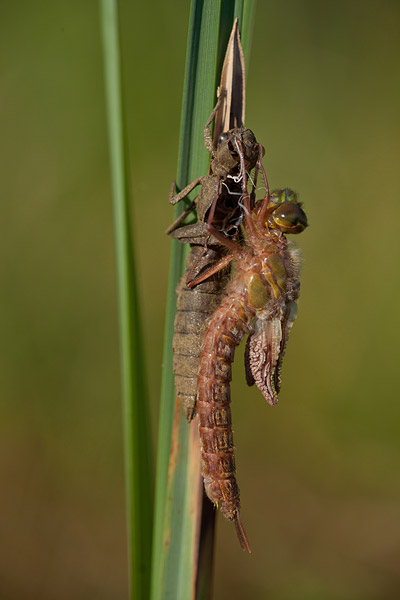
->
[[187, 140, 307, 551]]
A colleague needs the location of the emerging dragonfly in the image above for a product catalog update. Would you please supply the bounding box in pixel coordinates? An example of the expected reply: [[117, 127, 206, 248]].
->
[[189, 140, 308, 551]]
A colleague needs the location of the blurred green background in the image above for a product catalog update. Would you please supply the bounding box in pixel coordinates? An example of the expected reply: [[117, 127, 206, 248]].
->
[[1, 1, 400, 598]]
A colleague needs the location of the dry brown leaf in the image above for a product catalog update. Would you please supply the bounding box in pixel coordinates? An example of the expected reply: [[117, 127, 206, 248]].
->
[[213, 18, 246, 143]]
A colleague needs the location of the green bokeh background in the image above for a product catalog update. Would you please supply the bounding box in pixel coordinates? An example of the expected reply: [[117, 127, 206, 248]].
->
[[1, 2, 399, 598]]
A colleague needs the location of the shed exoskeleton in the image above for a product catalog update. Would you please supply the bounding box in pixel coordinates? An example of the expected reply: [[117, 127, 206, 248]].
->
[[167, 99, 264, 421]]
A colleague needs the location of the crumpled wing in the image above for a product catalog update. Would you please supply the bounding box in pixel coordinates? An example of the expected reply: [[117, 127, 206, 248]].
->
[[245, 318, 282, 406], [244, 301, 298, 406], [244, 335, 255, 387]]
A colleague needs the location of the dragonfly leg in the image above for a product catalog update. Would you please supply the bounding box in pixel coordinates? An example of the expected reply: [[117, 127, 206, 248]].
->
[[203, 93, 224, 153], [165, 201, 196, 235], [186, 253, 234, 288], [255, 147, 272, 223], [169, 177, 203, 205]]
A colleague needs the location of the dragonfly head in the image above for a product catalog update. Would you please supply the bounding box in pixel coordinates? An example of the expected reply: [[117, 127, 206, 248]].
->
[[266, 189, 308, 234], [212, 128, 260, 176]]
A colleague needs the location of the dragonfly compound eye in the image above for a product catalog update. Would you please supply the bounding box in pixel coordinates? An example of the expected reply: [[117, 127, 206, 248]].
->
[[271, 202, 308, 234], [269, 188, 297, 206], [241, 129, 257, 147], [218, 132, 229, 145]]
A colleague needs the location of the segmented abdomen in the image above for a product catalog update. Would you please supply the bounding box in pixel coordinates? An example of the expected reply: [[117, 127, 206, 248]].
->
[[173, 245, 228, 421], [197, 292, 254, 550]]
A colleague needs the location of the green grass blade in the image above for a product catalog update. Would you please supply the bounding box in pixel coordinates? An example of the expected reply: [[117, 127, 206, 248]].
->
[[151, 3, 221, 597], [151, 2, 257, 599], [100, 2, 152, 599], [239, 0, 257, 65]]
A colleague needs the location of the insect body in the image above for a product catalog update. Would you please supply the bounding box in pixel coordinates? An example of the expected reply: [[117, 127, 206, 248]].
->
[[194, 186, 308, 551], [168, 101, 263, 421], [172, 244, 229, 421]]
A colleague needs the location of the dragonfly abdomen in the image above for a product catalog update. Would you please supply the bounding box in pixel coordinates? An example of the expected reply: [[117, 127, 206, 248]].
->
[[197, 293, 254, 551]]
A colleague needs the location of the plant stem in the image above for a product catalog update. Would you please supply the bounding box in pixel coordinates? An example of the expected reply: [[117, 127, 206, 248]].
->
[[151, 3, 257, 599], [100, 2, 152, 598]]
